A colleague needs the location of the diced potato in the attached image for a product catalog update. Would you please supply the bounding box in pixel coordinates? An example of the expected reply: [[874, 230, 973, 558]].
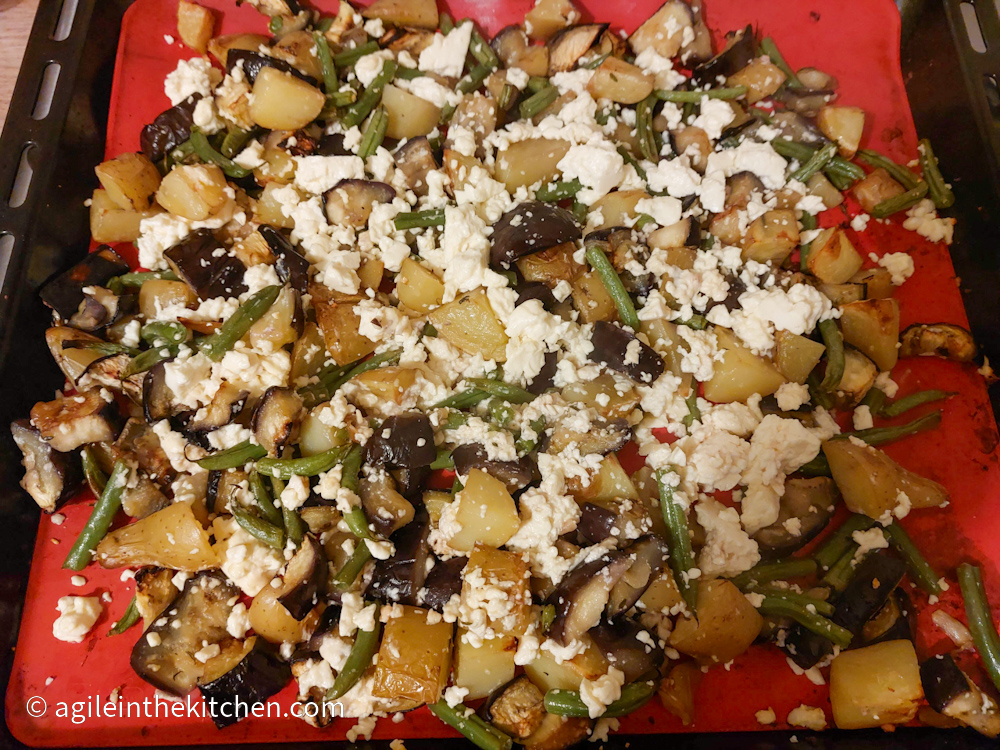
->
[[428, 288, 508, 362], [524, 636, 609, 691], [90, 189, 151, 243], [819, 282, 866, 306], [673, 126, 711, 172], [568, 453, 638, 504], [669, 579, 763, 665], [177, 0, 215, 54], [850, 267, 894, 300], [396, 257, 444, 313], [823, 438, 949, 519], [562, 373, 639, 419], [443, 148, 483, 192], [447, 469, 521, 552], [255, 183, 297, 228], [807, 171, 845, 209], [353, 366, 418, 407], [156, 163, 231, 221], [839, 298, 900, 371], [312, 290, 377, 366], [298, 408, 350, 456], [271, 30, 324, 81], [207, 32, 270, 66], [493, 138, 571, 192], [454, 630, 517, 700], [462, 544, 533, 636], [640, 317, 686, 375], [516, 45, 551, 77], [382, 84, 441, 140], [249, 575, 318, 643], [96, 502, 217, 571], [570, 270, 618, 324], [638, 569, 683, 613], [774, 330, 826, 384], [806, 227, 864, 284], [590, 189, 649, 229], [516, 241, 582, 287], [659, 661, 703, 726], [525, 0, 579, 40], [830, 640, 923, 729], [139, 279, 196, 319], [709, 207, 743, 246], [522, 714, 592, 750], [249, 67, 325, 131], [817, 106, 866, 159], [95, 152, 161, 211], [362, 0, 438, 29], [230, 230, 275, 268], [727, 58, 787, 104], [448, 92, 497, 153], [252, 143, 298, 186], [628, 0, 692, 58], [587, 57, 653, 104], [703, 328, 786, 403], [832, 348, 877, 410], [372, 605, 453, 704], [423, 490, 452, 526], [247, 285, 300, 350], [852, 168, 905, 213], [358, 258, 384, 291], [742, 208, 800, 264]]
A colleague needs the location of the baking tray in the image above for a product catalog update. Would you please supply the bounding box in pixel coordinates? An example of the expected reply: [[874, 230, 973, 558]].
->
[[2, 0, 1000, 748]]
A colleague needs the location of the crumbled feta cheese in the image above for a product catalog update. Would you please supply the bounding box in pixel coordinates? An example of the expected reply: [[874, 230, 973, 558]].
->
[[556, 144, 624, 205], [850, 213, 870, 232], [852, 405, 874, 431], [53, 596, 102, 643], [695, 498, 760, 577], [871, 251, 915, 285], [418, 22, 473, 78], [775, 382, 810, 411], [164, 58, 221, 106], [226, 602, 251, 638], [294, 155, 365, 195], [787, 704, 827, 731], [756, 708, 777, 725], [903, 198, 954, 244], [579, 668, 625, 719]]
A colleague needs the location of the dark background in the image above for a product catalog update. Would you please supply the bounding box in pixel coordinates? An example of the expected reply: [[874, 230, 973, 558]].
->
[[0, 0, 997, 747]]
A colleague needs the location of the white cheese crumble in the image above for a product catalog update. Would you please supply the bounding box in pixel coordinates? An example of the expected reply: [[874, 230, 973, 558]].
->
[[52, 596, 102, 643]]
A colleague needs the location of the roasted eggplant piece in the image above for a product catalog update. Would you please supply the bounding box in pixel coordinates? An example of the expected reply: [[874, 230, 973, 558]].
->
[[78, 352, 144, 403], [164, 229, 248, 300], [360, 471, 416, 538], [527, 350, 558, 396], [142, 359, 178, 424], [30, 389, 119, 452], [10, 419, 81, 512], [516, 281, 557, 310], [589, 321, 665, 384], [364, 412, 436, 469], [577, 503, 617, 545], [259, 225, 310, 293], [68, 286, 123, 332], [451, 444, 537, 493], [690, 25, 754, 87], [39, 246, 129, 321], [778, 87, 838, 118], [252, 386, 302, 456], [390, 465, 431, 502], [199, 636, 291, 728], [186, 382, 249, 435], [590, 619, 665, 682], [121, 475, 169, 519], [140, 95, 201, 162], [607, 535, 669, 617], [226, 49, 319, 87], [490, 202, 581, 270], [547, 24, 606, 74], [900, 323, 977, 362], [394, 136, 438, 197], [547, 551, 632, 645], [545, 414, 630, 456], [752, 477, 839, 558], [768, 111, 828, 145], [522, 712, 592, 750], [323, 180, 395, 229], [368, 508, 431, 605], [274, 535, 327, 620], [46, 327, 109, 386], [860, 589, 913, 647], [419, 555, 467, 612], [134, 566, 180, 630], [131, 572, 240, 695], [482, 676, 546, 739], [921, 653, 1000, 738]]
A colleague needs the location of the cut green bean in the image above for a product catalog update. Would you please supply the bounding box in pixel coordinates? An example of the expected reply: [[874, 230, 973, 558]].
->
[[62, 340, 139, 358], [917, 138, 955, 209], [190, 128, 252, 179], [196, 440, 267, 470], [122, 344, 177, 378], [871, 182, 929, 219], [489, 398, 515, 428], [196, 285, 282, 361], [883, 523, 942, 595], [655, 86, 747, 102], [858, 386, 887, 415], [333, 541, 373, 590], [675, 314, 709, 330], [857, 150, 921, 190], [758, 596, 853, 648], [107, 595, 142, 636], [457, 63, 494, 95], [468, 25, 499, 68], [749, 587, 835, 617], [519, 85, 558, 119], [268, 15, 283, 34], [730, 558, 817, 591], [232, 507, 286, 550], [636, 93, 658, 162], [394, 208, 446, 230], [109, 269, 178, 288], [340, 443, 364, 495], [834, 410, 942, 447], [63, 460, 129, 571], [358, 105, 388, 159], [656, 468, 698, 612], [439, 11, 454, 33], [536, 178, 583, 202], [818, 318, 844, 391], [81, 446, 107, 497], [540, 603, 556, 632], [790, 141, 837, 183], [814, 514, 875, 571], [526, 76, 549, 93], [823, 547, 862, 592], [283, 505, 305, 546], [497, 82, 516, 110], [327, 88, 358, 107], [799, 211, 818, 271], [140, 321, 191, 347], [465, 378, 536, 404], [256, 445, 351, 479], [432, 390, 489, 410], [326, 601, 382, 700], [880, 389, 953, 418], [585, 242, 640, 329], [428, 701, 513, 750], [770, 138, 864, 183], [681, 389, 701, 429], [394, 66, 424, 80], [341, 59, 396, 128], [333, 39, 379, 68], [958, 563, 1000, 692], [758, 37, 802, 88], [617, 145, 648, 181], [250, 471, 284, 527], [344, 506, 372, 540], [313, 32, 338, 94], [220, 126, 254, 158], [430, 448, 454, 470], [544, 681, 657, 718]]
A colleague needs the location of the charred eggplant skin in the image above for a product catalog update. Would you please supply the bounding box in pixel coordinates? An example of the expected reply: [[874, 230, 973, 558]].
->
[[490, 201, 581, 269], [199, 639, 291, 728], [690, 24, 754, 87], [364, 412, 436, 469], [40, 246, 129, 321], [259, 226, 310, 293], [547, 551, 631, 645], [419, 556, 467, 612], [368, 508, 431, 606], [451, 444, 537, 492], [227, 49, 320, 88], [141, 95, 201, 162], [10, 419, 81, 512], [164, 229, 248, 300], [589, 321, 665, 384], [921, 653, 976, 714], [276, 535, 327, 620]]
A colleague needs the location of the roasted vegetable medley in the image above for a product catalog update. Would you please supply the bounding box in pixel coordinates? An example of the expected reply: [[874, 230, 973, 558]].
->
[[15, 0, 1000, 743]]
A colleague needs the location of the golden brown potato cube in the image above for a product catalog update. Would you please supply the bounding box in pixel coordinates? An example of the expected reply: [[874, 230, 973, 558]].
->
[[524, 635, 609, 691], [816, 106, 866, 159], [382, 84, 441, 140], [90, 189, 150, 243], [177, 0, 215, 54], [639, 317, 686, 376], [207, 32, 270, 66], [830, 640, 922, 729], [362, 0, 439, 29], [493, 138, 571, 192], [570, 269, 618, 324], [849, 267, 894, 300], [313, 293, 376, 367], [567, 453, 638, 503], [461, 544, 533, 636], [839, 298, 900, 371], [250, 67, 325, 131], [774, 331, 826, 384], [522, 714, 593, 750], [254, 183, 297, 228], [628, 0, 692, 58], [138, 279, 196, 320], [590, 189, 649, 229], [709, 207, 743, 246], [352, 366, 418, 406], [447, 470, 521, 552], [443, 148, 483, 192], [587, 57, 653, 104], [249, 574, 318, 643], [156, 163, 231, 220], [298, 408, 351, 456], [516, 45, 550, 77], [807, 171, 845, 209], [831, 348, 877, 410], [396, 257, 444, 313], [727, 58, 786, 104], [525, 0, 579, 41], [358, 258, 384, 291], [638, 569, 683, 614], [423, 490, 453, 526], [428, 288, 509, 362], [454, 629, 518, 700], [669, 579, 763, 665], [561, 372, 639, 419], [673, 126, 711, 172], [852, 168, 905, 213], [703, 328, 786, 403], [516, 241, 582, 287], [659, 661, 703, 726], [95, 152, 162, 211], [372, 605, 453, 705], [741, 209, 800, 264], [806, 226, 864, 284]]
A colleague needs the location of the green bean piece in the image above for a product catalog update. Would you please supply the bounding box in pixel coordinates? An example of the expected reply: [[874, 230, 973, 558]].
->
[[790, 141, 837, 183], [544, 681, 657, 719], [870, 182, 929, 219], [63, 460, 130, 571], [333, 541, 373, 590], [189, 128, 252, 179], [856, 150, 921, 190], [341, 60, 397, 128], [526, 76, 549, 93], [585, 243, 640, 329], [681, 389, 701, 429], [451, 477, 465, 494], [917, 138, 955, 209], [196, 285, 282, 361], [439, 12, 454, 33], [758, 596, 853, 648], [822, 547, 862, 592], [344, 506, 372, 540], [798, 454, 831, 477], [818, 318, 844, 391], [758, 36, 802, 88], [958, 563, 1000, 692], [300, 349, 403, 406], [489, 399, 515, 428], [730, 558, 817, 591], [516, 415, 547, 454], [536, 178, 583, 202], [232, 507, 286, 550], [394, 208, 446, 230], [581, 51, 612, 69], [880, 389, 953, 418], [656, 468, 698, 612], [430, 448, 454, 471], [394, 66, 424, 80], [571, 199, 588, 223], [80, 446, 108, 497], [519, 85, 558, 119], [268, 15, 283, 34], [633, 213, 656, 230], [798, 211, 818, 271], [465, 378, 536, 404], [107, 594, 142, 636], [249, 471, 284, 527], [169, 139, 197, 164], [333, 39, 379, 68], [834, 410, 942, 447], [428, 701, 513, 750], [805, 371, 833, 411], [880, 522, 941, 595], [457, 63, 494, 95], [496, 81, 517, 110], [675, 315, 709, 330], [339, 445, 364, 497], [432, 390, 489, 410], [220, 126, 254, 158], [748, 587, 834, 617], [313, 32, 338, 94], [358, 105, 388, 159], [197, 440, 268, 471], [141, 320, 191, 347], [636, 93, 659, 162], [110, 269, 179, 288], [122, 344, 177, 378], [327, 88, 358, 107], [256, 445, 351, 479], [283, 505, 305, 546], [813, 514, 875, 571], [270, 475, 285, 499], [468, 25, 499, 68], [315, 15, 334, 32], [858, 386, 887, 415], [540, 603, 556, 632], [654, 86, 747, 103], [326, 602, 382, 699], [770, 138, 864, 183], [63, 340, 139, 358], [617, 146, 647, 181]]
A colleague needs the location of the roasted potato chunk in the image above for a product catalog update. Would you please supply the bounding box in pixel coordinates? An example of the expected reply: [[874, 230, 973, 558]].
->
[[372, 605, 454, 704]]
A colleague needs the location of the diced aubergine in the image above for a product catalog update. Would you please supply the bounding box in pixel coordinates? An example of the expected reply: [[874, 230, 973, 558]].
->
[[143, 360, 178, 424], [368, 508, 431, 606], [490, 202, 581, 269], [199, 636, 291, 728], [545, 414, 631, 455], [389, 465, 431, 502], [752, 477, 839, 558], [526, 350, 558, 395], [252, 386, 303, 456], [184, 382, 249, 435], [606, 535, 670, 618], [590, 618, 665, 682], [589, 321, 665, 384], [323, 180, 395, 229], [920, 653, 1000, 738], [39, 246, 129, 321], [68, 286, 125, 332], [140, 95, 201, 163], [690, 24, 755, 87], [274, 534, 327, 620], [163, 229, 248, 300], [547, 551, 632, 645], [419, 556, 467, 612], [393, 136, 438, 197], [515, 281, 557, 311], [548, 24, 607, 73], [79, 352, 145, 403], [10, 419, 82, 512], [258, 225, 310, 293], [364, 412, 436, 469], [29, 389, 120, 453], [360, 472, 416, 538], [899, 323, 977, 363], [226, 49, 319, 88], [577, 502, 617, 545], [482, 676, 546, 739], [134, 566, 180, 630], [860, 589, 914, 647], [451, 444, 537, 493]]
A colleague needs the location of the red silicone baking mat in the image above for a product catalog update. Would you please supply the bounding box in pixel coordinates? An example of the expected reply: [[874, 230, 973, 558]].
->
[[6, 0, 1000, 745]]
